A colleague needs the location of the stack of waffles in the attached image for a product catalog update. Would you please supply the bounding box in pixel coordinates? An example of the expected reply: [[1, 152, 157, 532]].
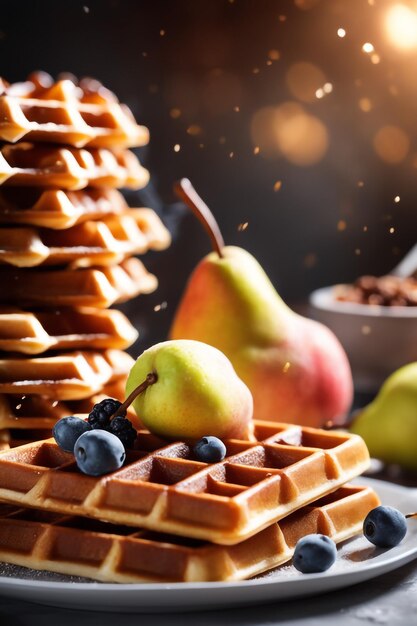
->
[[0, 72, 378, 585], [0, 420, 380, 582], [0, 71, 171, 449]]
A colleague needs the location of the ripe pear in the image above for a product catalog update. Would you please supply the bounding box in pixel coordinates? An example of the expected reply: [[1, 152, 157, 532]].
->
[[125, 339, 253, 441], [351, 363, 417, 471], [170, 179, 353, 427]]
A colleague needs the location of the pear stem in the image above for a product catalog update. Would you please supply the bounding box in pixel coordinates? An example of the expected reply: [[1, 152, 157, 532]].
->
[[405, 513, 417, 519], [174, 178, 225, 258], [110, 372, 158, 420]]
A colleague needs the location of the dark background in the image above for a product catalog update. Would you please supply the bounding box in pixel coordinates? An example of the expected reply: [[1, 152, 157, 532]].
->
[[1, 0, 416, 353]]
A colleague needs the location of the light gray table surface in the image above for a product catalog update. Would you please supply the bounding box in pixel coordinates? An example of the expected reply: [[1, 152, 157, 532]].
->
[[0, 553, 416, 625]]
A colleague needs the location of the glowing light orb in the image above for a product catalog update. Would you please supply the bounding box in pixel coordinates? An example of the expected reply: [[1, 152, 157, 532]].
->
[[386, 4, 417, 50], [359, 97, 372, 112], [362, 42, 375, 53], [373, 125, 410, 163], [251, 102, 329, 165], [268, 49, 280, 60], [274, 103, 329, 166], [251, 106, 281, 156], [286, 62, 326, 103]]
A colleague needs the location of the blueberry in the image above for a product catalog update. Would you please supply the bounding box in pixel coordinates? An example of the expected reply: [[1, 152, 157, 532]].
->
[[74, 430, 126, 476], [193, 436, 226, 463], [87, 398, 125, 430], [53, 416, 91, 453], [363, 506, 407, 548], [108, 416, 137, 449], [293, 534, 337, 573]]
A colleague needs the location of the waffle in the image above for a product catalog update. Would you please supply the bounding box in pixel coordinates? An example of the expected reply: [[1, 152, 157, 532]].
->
[[0, 209, 171, 268], [0, 379, 139, 440], [0, 485, 380, 582], [0, 257, 158, 308], [0, 72, 149, 149], [0, 349, 133, 399], [0, 188, 128, 230], [0, 307, 138, 354], [0, 143, 149, 190], [0, 379, 132, 428], [0, 421, 370, 544]]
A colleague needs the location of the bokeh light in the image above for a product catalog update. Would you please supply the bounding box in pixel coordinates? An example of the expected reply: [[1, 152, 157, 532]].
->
[[186, 125, 202, 136], [362, 42, 375, 53], [359, 97, 373, 112], [286, 62, 326, 103], [373, 125, 410, 163], [251, 102, 329, 166], [268, 49, 280, 60], [250, 106, 282, 157], [386, 4, 417, 50], [275, 104, 329, 166]]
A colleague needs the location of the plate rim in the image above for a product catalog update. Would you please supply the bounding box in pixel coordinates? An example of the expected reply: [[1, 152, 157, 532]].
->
[[0, 476, 416, 594]]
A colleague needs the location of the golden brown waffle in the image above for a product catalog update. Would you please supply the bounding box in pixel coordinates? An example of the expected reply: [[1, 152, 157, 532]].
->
[[0, 349, 133, 399], [0, 143, 149, 190], [0, 188, 128, 229], [0, 379, 139, 445], [0, 307, 138, 353], [0, 485, 380, 582], [0, 421, 370, 544], [0, 257, 157, 308], [0, 72, 149, 148], [0, 208, 171, 267], [0, 380, 132, 429]]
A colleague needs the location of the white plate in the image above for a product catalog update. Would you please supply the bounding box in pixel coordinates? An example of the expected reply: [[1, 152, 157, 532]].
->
[[0, 477, 416, 613]]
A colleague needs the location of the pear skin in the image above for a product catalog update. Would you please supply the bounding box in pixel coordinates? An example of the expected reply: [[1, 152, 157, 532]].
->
[[351, 362, 417, 471], [126, 339, 254, 441], [170, 246, 353, 427]]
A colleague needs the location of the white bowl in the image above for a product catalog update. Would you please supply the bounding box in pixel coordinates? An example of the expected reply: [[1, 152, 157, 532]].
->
[[309, 286, 417, 393]]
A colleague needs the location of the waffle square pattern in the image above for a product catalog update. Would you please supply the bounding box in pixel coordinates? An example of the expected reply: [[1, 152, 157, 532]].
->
[[0, 72, 149, 148], [0, 421, 370, 545], [0, 485, 379, 582]]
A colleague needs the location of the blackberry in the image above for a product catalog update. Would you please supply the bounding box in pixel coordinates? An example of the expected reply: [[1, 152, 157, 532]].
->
[[87, 398, 125, 430], [108, 416, 137, 449]]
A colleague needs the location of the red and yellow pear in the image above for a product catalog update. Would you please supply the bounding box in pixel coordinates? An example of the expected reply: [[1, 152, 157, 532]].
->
[[170, 179, 353, 427]]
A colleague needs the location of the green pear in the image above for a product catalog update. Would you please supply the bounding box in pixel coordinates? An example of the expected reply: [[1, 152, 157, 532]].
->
[[170, 179, 353, 427], [125, 339, 254, 441], [351, 362, 417, 471]]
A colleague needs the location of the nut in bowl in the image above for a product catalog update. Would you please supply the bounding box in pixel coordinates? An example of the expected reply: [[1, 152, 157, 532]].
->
[[309, 278, 417, 393]]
